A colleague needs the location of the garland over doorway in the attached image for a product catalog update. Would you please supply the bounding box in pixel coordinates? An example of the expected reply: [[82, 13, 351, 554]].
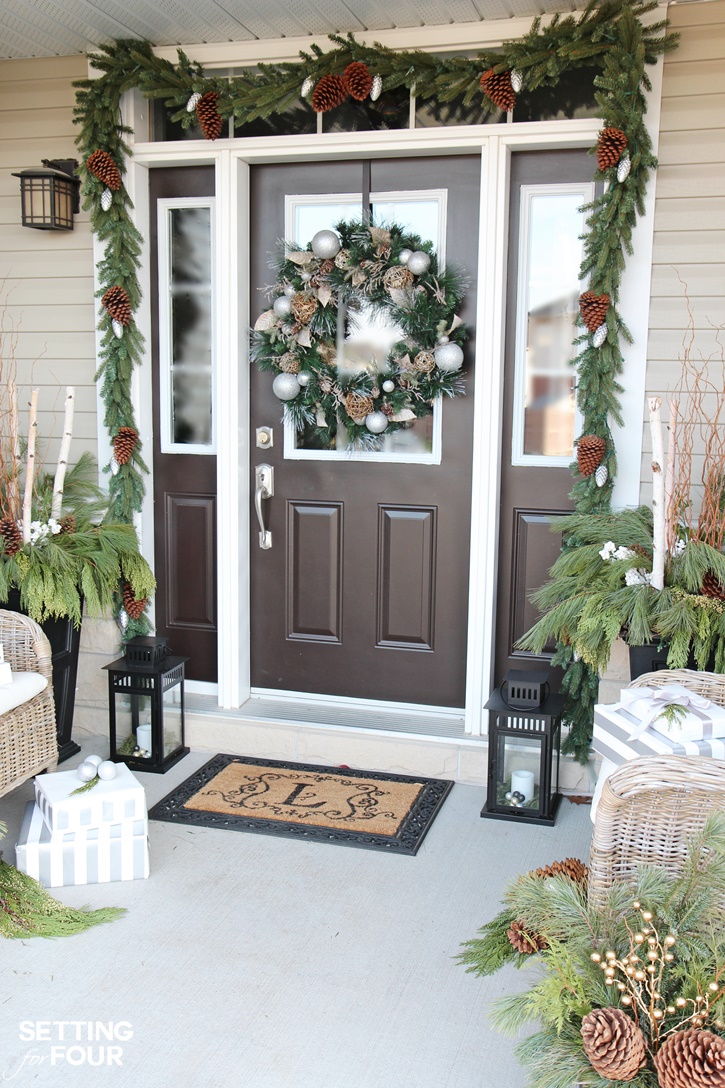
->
[[73, 1, 677, 749]]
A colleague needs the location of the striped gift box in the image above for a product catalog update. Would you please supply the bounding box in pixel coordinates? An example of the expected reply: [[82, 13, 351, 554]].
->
[[34, 762, 146, 833], [16, 801, 149, 887], [593, 702, 725, 768]]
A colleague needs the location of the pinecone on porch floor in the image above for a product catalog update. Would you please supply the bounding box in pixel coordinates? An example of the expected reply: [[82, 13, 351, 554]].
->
[[702, 571, 725, 601], [506, 919, 547, 954], [576, 434, 606, 477], [596, 127, 628, 171], [0, 515, 22, 556], [656, 1027, 725, 1088], [196, 91, 223, 141], [86, 149, 122, 191], [581, 1007, 647, 1081], [122, 584, 147, 621], [533, 857, 588, 885], [113, 427, 138, 466], [480, 68, 516, 112]]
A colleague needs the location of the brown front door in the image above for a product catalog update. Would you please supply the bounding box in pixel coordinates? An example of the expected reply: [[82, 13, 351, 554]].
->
[[495, 150, 594, 682], [150, 167, 217, 682], [249, 157, 479, 706]]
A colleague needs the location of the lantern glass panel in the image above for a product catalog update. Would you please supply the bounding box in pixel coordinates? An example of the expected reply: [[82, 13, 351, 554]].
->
[[495, 732, 543, 812], [113, 691, 154, 760], [162, 685, 183, 758]]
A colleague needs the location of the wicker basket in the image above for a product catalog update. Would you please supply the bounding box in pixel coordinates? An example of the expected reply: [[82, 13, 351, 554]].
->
[[627, 668, 725, 707], [0, 610, 58, 799]]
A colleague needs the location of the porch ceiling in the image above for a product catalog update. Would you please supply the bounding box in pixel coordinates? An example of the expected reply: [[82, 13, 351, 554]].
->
[[0, 0, 688, 61]]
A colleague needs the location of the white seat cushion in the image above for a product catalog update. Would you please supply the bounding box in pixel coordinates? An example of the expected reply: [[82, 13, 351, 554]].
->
[[0, 672, 48, 716]]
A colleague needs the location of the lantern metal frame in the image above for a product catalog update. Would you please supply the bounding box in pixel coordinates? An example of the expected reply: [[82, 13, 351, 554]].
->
[[103, 653, 189, 774], [481, 678, 563, 826], [13, 159, 81, 231]]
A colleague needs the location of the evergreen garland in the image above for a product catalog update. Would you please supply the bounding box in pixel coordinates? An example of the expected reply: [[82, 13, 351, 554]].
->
[[72, 2, 678, 748]]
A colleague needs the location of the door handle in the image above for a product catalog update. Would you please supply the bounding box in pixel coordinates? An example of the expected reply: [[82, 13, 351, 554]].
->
[[254, 464, 274, 549]]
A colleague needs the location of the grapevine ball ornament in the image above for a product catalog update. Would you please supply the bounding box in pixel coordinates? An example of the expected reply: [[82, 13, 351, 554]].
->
[[251, 217, 468, 449]]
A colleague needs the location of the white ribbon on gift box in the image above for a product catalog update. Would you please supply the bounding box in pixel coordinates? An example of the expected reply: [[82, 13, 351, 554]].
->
[[620, 684, 715, 739]]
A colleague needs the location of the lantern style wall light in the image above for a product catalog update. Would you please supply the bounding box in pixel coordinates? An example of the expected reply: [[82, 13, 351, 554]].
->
[[13, 159, 81, 231], [481, 668, 563, 826]]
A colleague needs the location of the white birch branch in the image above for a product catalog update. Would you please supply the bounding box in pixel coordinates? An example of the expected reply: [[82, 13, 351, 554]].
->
[[7, 381, 20, 519], [664, 399, 678, 552], [51, 386, 75, 520], [649, 396, 666, 591], [22, 389, 39, 546]]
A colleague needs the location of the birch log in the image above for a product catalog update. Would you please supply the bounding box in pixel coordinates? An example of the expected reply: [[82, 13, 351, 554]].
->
[[51, 387, 75, 520], [649, 396, 666, 591], [664, 399, 678, 552], [22, 389, 39, 545]]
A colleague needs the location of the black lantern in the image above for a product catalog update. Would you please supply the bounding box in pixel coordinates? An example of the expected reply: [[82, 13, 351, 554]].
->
[[481, 669, 563, 826], [13, 159, 81, 231], [103, 638, 189, 773]]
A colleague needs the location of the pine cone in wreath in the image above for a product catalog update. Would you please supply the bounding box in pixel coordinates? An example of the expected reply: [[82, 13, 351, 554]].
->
[[0, 514, 22, 556], [579, 291, 611, 333], [656, 1027, 725, 1088], [596, 127, 628, 171], [59, 514, 76, 535], [702, 571, 725, 601], [113, 426, 138, 466], [344, 61, 373, 101], [507, 919, 548, 954], [533, 857, 589, 885], [291, 293, 318, 326], [577, 434, 607, 477], [196, 91, 223, 141], [311, 74, 348, 113], [342, 391, 374, 424], [581, 1007, 647, 1081], [101, 285, 132, 327], [86, 150, 122, 191], [122, 583, 147, 621], [480, 68, 516, 112]]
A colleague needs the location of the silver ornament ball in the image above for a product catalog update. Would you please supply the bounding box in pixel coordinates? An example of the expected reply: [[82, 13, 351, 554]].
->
[[297, 371, 311, 387], [97, 760, 118, 781], [76, 760, 98, 783], [85, 754, 103, 768], [273, 295, 292, 318], [437, 335, 449, 345], [283, 284, 296, 298], [272, 373, 301, 401], [406, 250, 431, 276], [435, 341, 464, 372], [311, 229, 341, 259], [398, 248, 412, 266], [365, 411, 389, 434], [382, 379, 395, 393]]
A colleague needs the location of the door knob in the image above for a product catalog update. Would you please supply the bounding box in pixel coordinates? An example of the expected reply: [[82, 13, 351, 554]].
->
[[254, 464, 274, 549]]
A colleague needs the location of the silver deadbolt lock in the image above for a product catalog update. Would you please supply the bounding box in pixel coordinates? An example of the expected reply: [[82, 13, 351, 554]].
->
[[256, 426, 273, 449]]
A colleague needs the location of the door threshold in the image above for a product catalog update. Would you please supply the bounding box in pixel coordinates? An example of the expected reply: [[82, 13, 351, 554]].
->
[[186, 691, 469, 740]]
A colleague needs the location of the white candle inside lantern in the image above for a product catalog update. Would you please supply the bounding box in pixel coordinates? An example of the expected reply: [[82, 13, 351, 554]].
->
[[136, 723, 152, 755], [511, 769, 535, 803]]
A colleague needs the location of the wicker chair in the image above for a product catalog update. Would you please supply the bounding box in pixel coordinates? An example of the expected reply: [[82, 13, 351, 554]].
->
[[0, 610, 58, 800], [588, 670, 725, 908]]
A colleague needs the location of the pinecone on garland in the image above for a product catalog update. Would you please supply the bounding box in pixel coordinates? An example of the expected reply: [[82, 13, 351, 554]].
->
[[101, 285, 132, 327], [291, 293, 318, 326], [344, 61, 373, 101], [579, 291, 611, 333], [122, 583, 147, 621], [581, 1008, 647, 1081], [656, 1027, 725, 1088], [342, 391, 374, 424], [702, 571, 725, 601], [86, 150, 122, 191], [113, 426, 138, 466], [507, 919, 548, 954], [0, 514, 22, 556], [577, 434, 607, 477], [596, 127, 628, 171], [480, 68, 516, 112], [196, 91, 223, 141], [533, 857, 588, 885], [59, 514, 76, 535], [311, 74, 348, 113]]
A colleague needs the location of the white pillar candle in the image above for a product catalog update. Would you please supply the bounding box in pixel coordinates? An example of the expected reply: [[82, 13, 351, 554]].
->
[[511, 769, 535, 803], [136, 723, 152, 755]]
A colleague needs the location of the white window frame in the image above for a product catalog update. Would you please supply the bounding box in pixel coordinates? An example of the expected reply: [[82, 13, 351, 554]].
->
[[511, 181, 593, 468], [283, 188, 448, 465], [157, 196, 217, 455]]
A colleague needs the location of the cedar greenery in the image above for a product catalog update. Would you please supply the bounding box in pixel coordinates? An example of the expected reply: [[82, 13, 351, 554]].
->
[[459, 813, 725, 1088], [72, 2, 678, 749]]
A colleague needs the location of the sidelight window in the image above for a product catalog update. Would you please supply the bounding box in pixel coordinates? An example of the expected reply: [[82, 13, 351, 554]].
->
[[157, 199, 216, 454]]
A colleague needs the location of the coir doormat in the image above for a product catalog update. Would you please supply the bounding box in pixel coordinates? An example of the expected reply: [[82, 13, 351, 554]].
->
[[148, 754, 453, 855]]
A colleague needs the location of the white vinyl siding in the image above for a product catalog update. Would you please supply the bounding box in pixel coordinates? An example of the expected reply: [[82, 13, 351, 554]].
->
[[0, 54, 96, 470]]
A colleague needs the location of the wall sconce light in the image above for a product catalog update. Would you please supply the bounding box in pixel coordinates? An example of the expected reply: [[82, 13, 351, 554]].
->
[[13, 159, 81, 231]]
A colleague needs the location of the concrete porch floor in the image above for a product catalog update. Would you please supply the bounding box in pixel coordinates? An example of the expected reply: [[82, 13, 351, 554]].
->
[[0, 738, 593, 1088]]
